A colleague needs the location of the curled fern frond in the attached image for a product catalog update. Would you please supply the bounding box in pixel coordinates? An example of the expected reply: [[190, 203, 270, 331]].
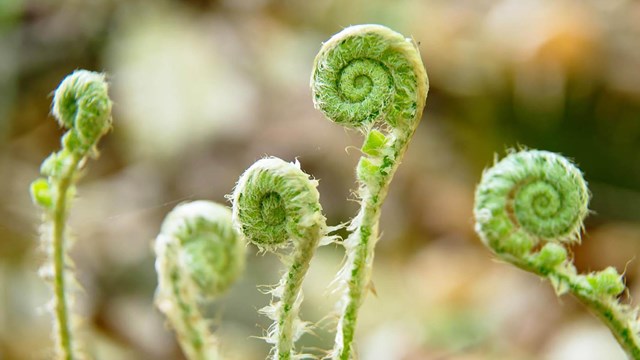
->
[[232, 157, 327, 360], [154, 200, 245, 360], [474, 149, 640, 359], [311, 24, 429, 360], [311, 24, 427, 131], [474, 149, 590, 256], [30, 70, 113, 360], [52, 70, 113, 154]]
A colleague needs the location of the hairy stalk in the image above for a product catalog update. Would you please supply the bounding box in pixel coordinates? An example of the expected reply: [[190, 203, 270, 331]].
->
[[154, 201, 245, 360], [474, 149, 640, 359], [231, 157, 328, 360], [310, 24, 429, 359], [31, 70, 113, 359], [50, 153, 81, 360], [273, 224, 321, 359]]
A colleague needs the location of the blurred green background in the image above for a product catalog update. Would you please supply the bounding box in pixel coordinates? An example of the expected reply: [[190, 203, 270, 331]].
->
[[1, 0, 640, 359]]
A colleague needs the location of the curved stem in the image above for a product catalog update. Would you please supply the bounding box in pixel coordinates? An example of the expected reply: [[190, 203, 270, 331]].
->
[[505, 253, 640, 359], [33, 70, 112, 360], [336, 194, 381, 360], [274, 226, 322, 360], [156, 239, 220, 360], [335, 130, 413, 360], [51, 153, 81, 360], [574, 288, 640, 359]]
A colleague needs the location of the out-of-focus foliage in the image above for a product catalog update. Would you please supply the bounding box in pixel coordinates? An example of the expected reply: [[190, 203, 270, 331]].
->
[[1, 1, 639, 359]]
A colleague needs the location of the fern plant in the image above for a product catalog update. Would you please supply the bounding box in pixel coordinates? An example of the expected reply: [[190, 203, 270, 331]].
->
[[474, 149, 640, 359], [154, 200, 245, 360], [151, 24, 429, 360], [33, 25, 639, 360], [311, 24, 429, 360], [231, 157, 329, 359], [30, 70, 113, 360]]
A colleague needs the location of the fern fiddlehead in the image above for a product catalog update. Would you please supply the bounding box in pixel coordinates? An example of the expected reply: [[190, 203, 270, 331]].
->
[[231, 157, 328, 360], [474, 149, 640, 359], [30, 70, 113, 360], [154, 200, 245, 360], [311, 24, 429, 359]]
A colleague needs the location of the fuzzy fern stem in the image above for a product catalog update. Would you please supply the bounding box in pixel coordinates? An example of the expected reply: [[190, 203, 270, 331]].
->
[[30, 70, 113, 359], [509, 253, 640, 359], [337, 132, 410, 359], [157, 239, 216, 360], [274, 224, 322, 359], [474, 149, 640, 359], [50, 153, 81, 360], [311, 24, 429, 359]]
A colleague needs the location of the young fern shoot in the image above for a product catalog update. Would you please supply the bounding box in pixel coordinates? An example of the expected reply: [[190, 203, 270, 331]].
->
[[231, 157, 328, 360], [474, 149, 640, 359], [30, 70, 113, 360], [310, 25, 429, 359], [154, 201, 245, 360]]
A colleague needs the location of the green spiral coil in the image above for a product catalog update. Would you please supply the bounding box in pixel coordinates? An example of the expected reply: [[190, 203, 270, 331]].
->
[[311, 24, 428, 130], [474, 150, 590, 256]]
